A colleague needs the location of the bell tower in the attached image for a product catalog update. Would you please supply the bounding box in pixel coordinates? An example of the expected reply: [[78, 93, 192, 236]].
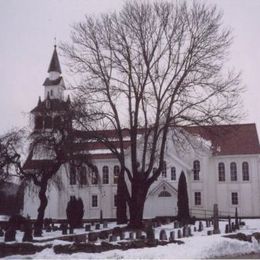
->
[[31, 45, 71, 131]]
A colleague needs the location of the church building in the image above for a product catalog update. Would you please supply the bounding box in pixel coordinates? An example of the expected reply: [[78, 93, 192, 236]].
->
[[23, 46, 260, 220]]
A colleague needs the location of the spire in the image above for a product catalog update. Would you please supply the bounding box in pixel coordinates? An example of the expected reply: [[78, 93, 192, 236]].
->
[[37, 96, 41, 106], [48, 45, 62, 73]]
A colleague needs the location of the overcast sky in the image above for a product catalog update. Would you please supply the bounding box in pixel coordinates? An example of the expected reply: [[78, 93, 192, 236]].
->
[[1, 0, 260, 134]]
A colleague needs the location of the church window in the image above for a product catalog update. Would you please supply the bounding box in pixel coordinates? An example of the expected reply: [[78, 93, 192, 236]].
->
[[231, 192, 238, 205], [242, 162, 249, 181], [69, 165, 76, 185], [171, 167, 176, 181], [161, 161, 167, 178], [114, 165, 120, 184], [91, 168, 98, 185], [35, 116, 43, 129], [45, 116, 52, 129], [79, 166, 87, 185], [91, 195, 98, 207], [218, 162, 225, 181], [102, 166, 109, 184], [193, 160, 200, 181], [194, 192, 201, 205], [230, 162, 237, 181], [114, 194, 117, 207], [158, 191, 171, 197]]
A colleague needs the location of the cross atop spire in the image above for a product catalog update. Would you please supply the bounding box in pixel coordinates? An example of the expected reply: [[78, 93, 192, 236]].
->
[[48, 45, 62, 73]]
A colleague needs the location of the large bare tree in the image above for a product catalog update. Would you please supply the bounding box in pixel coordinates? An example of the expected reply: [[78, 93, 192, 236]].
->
[[62, 1, 242, 228]]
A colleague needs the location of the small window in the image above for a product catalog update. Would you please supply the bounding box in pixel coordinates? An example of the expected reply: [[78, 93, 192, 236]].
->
[[114, 194, 117, 207], [92, 195, 98, 207], [194, 192, 201, 205], [158, 191, 171, 197], [171, 167, 176, 181], [218, 162, 225, 182], [230, 162, 237, 181], [231, 192, 238, 205], [114, 165, 120, 184], [91, 169, 98, 185], [162, 161, 167, 178], [69, 165, 76, 185], [102, 166, 109, 184], [242, 162, 249, 181], [193, 160, 200, 181], [80, 166, 87, 185]]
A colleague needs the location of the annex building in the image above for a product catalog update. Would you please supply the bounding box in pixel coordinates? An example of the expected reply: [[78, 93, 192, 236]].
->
[[23, 46, 260, 220]]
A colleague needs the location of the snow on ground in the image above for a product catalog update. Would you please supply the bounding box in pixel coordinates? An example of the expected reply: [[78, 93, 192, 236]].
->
[[3, 219, 260, 259]]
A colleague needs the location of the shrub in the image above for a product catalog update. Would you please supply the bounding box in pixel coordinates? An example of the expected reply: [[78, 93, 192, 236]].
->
[[66, 197, 84, 228]]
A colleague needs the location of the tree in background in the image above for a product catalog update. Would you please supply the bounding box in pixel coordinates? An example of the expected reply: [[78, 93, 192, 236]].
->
[[62, 1, 242, 228], [177, 171, 190, 224]]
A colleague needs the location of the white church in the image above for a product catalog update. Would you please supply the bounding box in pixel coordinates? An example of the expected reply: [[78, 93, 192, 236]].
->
[[23, 46, 260, 221]]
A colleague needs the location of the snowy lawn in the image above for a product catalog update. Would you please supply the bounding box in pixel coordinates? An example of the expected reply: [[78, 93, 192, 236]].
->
[[3, 219, 260, 259]]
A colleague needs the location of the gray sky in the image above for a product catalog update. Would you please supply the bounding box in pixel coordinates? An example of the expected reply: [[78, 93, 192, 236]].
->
[[1, 0, 260, 134]]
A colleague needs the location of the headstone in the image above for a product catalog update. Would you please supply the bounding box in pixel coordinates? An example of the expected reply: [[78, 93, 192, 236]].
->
[[69, 227, 74, 234], [231, 222, 235, 232], [85, 224, 91, 232], [213, 204, 220, 234], [129, 232, 134, 240], [194, 226, 197, 232], [109, 235, 117, 242], [225, 224, 229, 234], [136, 230, 142, 239], [95, 223, 100, 230], [22, 222, 33, 242], [103, 222, 108, 229], [184, 226, 189, 237], [120, 232, 125, 240], [61, 224, 68, 235], [169, 231, 175, 241], [159, 229, 167, 240], [182, 226, 186, 237], [99, 230, 109, 240], [46, 225, 52, 232], [4, 227, 16, 242], [198, 221, 203, 232], [188, 226, 192, 237], [177, 229, 182, 239], [0, 228, 4, 237], [207, 230, 212, 236], [146, 225, 155, 242], [88, 232, 98, 242]]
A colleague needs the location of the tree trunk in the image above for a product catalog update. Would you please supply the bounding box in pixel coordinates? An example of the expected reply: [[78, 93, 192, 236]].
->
[[34, 180, 48, 237], [116, 170, 128, 224], [128, 181, 148, 229]]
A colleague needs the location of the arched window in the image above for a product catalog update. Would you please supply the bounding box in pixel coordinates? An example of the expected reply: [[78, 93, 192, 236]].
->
[[91, 168, 98, 185], [171, 167, 176, 181], [242, 162, 249, 181], [218, 162, 225, 182], [114, 165, 120, 184], [79, 166, 87, 185], [193, 160, 200, 181], [69, 165, 76, 185], [230, 162, 237, 181], [158, 191, 171, 197], [45, 116, 52, 129], [102, 166, 109, 184], [53, 116, 61, 129], [162, 161, 167, 178], [35, 116, 43, 129]]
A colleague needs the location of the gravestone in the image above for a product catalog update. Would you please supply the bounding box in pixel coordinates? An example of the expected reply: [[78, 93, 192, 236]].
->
[[169, 231, 175, 242], [194, 226, 197, 232], [146, 225, 155, 242], [103, 222, 108, 229], [225, 224, 229, 234], [61, 224, 68, 235], [207, 230, 212, 236], [177, 229, 182, 239], [46, 225, 52, 232], [136, 230, 142, 239], [213, 204, 220, 234], [69, 227, 74, 234], [231, 222, 235, 232], [22, 222, 33, 242], [120, 232, 125, 240], [182, 226, 186, 237], [88, 232, 98, 242], [129, 232, 134, 240], [85, 224, 91, 232], [198, 221, 203, 232], [99, 230, 109, 240], [159, 229, 167, 240], [109, 235, 117, 242], [188, 226, 192, 237], [95, 223, 100, 230], [4, 226, 16, 242]]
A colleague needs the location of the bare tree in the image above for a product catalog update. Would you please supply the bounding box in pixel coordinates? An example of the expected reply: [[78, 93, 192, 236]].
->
[[62, 1, 242, 228]]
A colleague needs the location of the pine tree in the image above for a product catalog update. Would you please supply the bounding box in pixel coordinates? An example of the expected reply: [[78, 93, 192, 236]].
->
[[177, 171, 190, 224]]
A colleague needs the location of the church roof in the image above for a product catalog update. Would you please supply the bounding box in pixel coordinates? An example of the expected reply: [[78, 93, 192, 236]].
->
[[43, 76, 63, 86], [185, 123, 260, 156], [48, 46, 62, 73], [31, 99, 69, 113]]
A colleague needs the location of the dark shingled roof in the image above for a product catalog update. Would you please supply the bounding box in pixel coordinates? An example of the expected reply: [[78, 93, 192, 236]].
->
[[43, 76, 63, 86], [185, 123, 260, 155], [31, 99, 69, 113], [48, 46, 61, 73]]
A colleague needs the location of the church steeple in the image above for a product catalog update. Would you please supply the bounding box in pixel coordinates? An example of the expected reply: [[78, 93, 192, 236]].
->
[[48, 45, 62, 74], [43, 45, 65, 100]]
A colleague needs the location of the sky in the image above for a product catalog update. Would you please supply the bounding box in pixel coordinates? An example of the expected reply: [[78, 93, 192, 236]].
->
[[0, 0, 260, 134]]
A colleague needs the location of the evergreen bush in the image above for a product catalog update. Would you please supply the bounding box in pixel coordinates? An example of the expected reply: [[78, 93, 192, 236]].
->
[[66, 197, 84, 228]]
